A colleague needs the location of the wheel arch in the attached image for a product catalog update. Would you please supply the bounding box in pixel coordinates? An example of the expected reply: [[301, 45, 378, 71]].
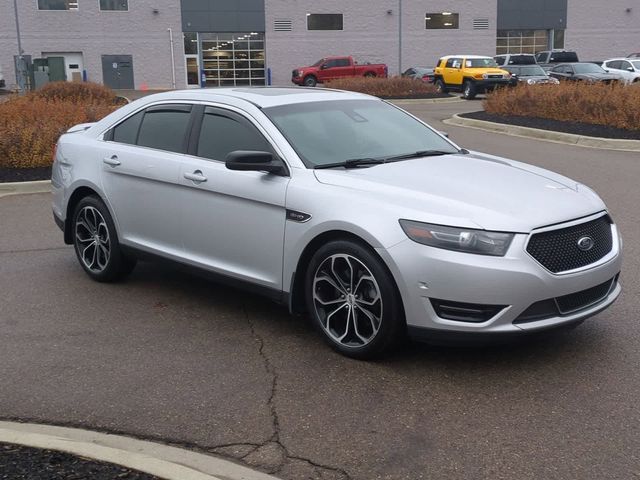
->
[[63, 184, 111, 245], [288, 229, 403, 317]]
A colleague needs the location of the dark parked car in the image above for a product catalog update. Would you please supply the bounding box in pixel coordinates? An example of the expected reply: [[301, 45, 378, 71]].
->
[[494, 54, 537, 66], [548, 63, 622, 83], [627, 53, 640, 58], [402, 67, 435, 83], [503, 65, 559, 85]]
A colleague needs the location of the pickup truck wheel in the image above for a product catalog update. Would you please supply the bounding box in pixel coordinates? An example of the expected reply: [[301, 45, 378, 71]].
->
[[434, 79, 448, 93], [462, 80, 477, 99], [364, 72, 376, 78], [303, 75, 318, 87]]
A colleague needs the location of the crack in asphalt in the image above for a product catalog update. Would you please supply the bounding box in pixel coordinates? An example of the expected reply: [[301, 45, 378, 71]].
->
[[241, 306, 352, 480]]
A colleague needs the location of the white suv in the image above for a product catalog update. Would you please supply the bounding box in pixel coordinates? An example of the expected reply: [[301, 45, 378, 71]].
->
[[602, 58, 640, 84]]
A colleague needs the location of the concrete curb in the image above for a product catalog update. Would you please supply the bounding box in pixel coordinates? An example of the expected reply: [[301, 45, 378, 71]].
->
[[0, 180, 51, 198], [443, 114, 640, 152], [0, 421, 281, 480]]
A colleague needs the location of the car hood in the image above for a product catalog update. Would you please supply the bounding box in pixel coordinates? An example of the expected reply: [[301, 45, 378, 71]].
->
[[313, 152, 605, 233], [518, 75, 551, 81], [576, 72, 620, 80]]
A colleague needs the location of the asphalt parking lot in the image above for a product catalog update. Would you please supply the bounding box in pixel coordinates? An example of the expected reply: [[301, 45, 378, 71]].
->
[[1, 99, 638, 480]]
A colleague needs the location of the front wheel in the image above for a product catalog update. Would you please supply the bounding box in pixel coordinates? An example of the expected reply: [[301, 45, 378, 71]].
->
[[72, 195, 136, 282], [305, 240, 405, 359], [303, 75, 318, 87], [462, 80, 477, 99]]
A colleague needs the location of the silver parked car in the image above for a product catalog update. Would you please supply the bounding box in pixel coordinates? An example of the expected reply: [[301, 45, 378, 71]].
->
[[52, 88, 622, 358]]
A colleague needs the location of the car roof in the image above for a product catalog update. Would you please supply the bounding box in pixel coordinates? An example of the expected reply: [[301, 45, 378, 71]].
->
[[604, 57, 635, 61], [439, 55, 493, 60], [135, 87, 374, 109]]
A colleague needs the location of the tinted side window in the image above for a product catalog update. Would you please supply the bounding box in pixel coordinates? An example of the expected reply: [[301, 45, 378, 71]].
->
[[335, 59, 350, 67], [112, 110, 144, 145], [445, 58, 456, 68], [197, 109, 271, 162], [137, 105, 192, 153], [620, 61, 631, 70], [494, 56, 505, 66]]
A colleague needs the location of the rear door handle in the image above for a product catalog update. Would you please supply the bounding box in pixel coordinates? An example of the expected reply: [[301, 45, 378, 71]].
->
[[184, 170, 207, 183], [103, 155, 121, 167]]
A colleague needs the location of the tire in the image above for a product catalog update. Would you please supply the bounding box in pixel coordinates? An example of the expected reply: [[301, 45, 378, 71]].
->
[[434, 79, 448, 94], [462, 80, 477, 99], [364, 72, 376, 78], [303, 75, 318, 87], [305, 239, 405, 359], [72, 195, 136, 282]]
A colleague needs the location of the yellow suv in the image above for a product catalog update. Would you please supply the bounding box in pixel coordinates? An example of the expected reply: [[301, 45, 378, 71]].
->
[[433, 55, 514, 99]]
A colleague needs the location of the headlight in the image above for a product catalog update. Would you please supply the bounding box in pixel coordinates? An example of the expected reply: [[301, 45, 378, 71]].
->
[[550, 77, 560, 84], [399, 220, 514, 256], [527, 78, 536, 85]]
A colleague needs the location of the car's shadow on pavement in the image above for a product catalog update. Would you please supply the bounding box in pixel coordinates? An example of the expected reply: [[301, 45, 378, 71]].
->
[[125, 259, 612, 372]]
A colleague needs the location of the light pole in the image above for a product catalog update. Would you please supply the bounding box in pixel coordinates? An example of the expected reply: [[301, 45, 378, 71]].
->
[[398, 0, 403, 75], [13, 0, 26, 92]]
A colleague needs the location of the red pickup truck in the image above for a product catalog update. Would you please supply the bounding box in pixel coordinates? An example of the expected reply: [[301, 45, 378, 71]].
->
[[292, 56, 388, 87]]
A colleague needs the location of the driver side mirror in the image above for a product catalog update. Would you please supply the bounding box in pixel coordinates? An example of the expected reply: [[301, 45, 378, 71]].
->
[[225, 151, 288, 176], [628, 67, 635, 72], [320, 64, 329, 70]]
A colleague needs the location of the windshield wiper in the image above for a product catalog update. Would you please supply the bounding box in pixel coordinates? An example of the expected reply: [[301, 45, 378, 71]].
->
[[314, 158, 386, 169], [384, 150, 455, 162]]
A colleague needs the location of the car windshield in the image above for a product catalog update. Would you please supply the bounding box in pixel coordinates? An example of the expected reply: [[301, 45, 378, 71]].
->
[[311, 59, 325, 67], [263, 100, 458, 168], [466, 58, 498, 68], [511, 65, 547, 76], [573, 64, 605, 74]]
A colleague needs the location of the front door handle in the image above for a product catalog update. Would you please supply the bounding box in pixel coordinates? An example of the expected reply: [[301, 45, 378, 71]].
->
[[103, 155, 121, 167], [184, 170, 207, 183]]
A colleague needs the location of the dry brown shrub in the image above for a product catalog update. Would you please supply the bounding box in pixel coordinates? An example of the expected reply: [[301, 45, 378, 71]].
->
[[325, 76, 437, 98], [0, 84, 119, 169], [484, 82, 640, 131], [35, 81, 117, 104]]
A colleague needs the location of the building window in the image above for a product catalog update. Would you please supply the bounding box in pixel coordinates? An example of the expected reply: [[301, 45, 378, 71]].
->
[[425, 13, 459, 29], [100, 0, 128, 11], [38, 0, 78, 10], [307, 14, 343, 31], [496, 30, 548, 54], [184, 32, 197, 55]]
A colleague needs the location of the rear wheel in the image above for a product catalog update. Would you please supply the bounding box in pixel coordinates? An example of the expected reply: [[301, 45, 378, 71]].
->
[[305, 240, 405, 359], [303, 75, 318, 87], [72, 195, 136, 282], [462, 80, 477, 99], [434, 79, 448, 94]]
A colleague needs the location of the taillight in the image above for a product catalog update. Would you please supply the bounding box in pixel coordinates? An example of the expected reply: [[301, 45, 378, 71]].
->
[[421, 74, 431, 82]]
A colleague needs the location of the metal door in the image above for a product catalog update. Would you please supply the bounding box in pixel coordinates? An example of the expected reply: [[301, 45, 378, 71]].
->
[[101, 55, 134, 89], [47, 57, 67, 82]]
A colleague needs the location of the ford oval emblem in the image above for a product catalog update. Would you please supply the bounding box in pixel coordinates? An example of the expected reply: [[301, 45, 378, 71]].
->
[[577, 236, 595, 251]]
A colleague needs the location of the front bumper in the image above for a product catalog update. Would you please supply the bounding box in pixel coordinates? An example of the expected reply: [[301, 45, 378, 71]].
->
[[473, 78, 514, 91], [378, 221, 622, 338]]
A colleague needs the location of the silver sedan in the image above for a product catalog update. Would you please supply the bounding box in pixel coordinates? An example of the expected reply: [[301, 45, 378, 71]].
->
[[52, 88, 622, 358]]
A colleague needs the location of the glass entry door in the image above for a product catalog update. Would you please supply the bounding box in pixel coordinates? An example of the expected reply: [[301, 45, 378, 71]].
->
[[185, 56, 200, 87]]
